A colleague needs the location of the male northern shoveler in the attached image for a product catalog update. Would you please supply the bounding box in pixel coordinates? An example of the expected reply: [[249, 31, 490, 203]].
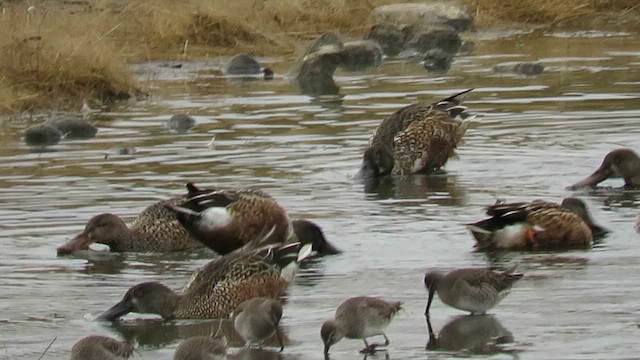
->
[[70, 335, 133, 360], [57, 183, 341, 256], [424, 268, 523, 316], [56, 196, 202, 255], [354, 88, 474, 178], [97, 236, 310, 320], [167, 183, 342, 256], [232, 297, 284, 351], [569, 148, 640, 189], [321, 296, 402, 354], [466, 198, 606, 251]]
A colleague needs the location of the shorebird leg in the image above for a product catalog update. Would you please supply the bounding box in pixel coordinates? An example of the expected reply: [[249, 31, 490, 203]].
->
[[382, 334, 390, 346], [275, 327, 284, 352], [359, 339, 378, 354]]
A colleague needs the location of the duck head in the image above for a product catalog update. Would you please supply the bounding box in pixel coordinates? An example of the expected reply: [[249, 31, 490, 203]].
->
[[57, 213, 129, 255], [291, 219, 341, 256], [569, 148, 640, 189], [97, 282, 178, 321]]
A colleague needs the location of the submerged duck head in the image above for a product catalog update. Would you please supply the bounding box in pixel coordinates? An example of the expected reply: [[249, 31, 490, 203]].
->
[[97, 282, 178, 321], [354, 146, 394, 179], [569, 148, 640, 189], [291, 219, 341, 256], [57, 213, 129, 255]]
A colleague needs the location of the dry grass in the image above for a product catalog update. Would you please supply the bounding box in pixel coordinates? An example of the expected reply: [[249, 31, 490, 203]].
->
[[0, 0, 638, 113], [468, 0, 640, 25]]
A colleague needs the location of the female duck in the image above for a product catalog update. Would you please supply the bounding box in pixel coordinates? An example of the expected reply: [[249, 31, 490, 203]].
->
[[355, 89, 474, 178]]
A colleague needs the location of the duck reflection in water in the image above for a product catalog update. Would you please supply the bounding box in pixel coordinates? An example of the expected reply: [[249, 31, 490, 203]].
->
[[108, 319, 290, 349], [426, 315, 515, 355], [360, 173, 466, 206]]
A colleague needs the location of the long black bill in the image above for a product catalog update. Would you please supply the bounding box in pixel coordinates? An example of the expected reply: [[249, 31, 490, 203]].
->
[[96, 299, 133, 321]]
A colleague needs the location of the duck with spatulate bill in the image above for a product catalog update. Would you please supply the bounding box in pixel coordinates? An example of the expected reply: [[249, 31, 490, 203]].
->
[[568, 148, 640, 190], [167, 183, 341, 256], [467, 197, 607, 251], [97, 228, 311, 320], [354, 88, 475, 178]]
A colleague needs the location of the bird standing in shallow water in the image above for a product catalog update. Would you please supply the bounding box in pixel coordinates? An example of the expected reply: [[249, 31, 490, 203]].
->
[[321, 296, 402, 354], [232, 297, 284, 351], [424, 268, 523, 317], [467, 198, 603, 251], [355, 88, 474, 178], [70, 335, 133, 360]]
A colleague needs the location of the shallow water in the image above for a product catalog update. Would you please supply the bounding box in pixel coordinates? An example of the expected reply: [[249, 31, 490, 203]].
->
[[1, 28, 640, 359]]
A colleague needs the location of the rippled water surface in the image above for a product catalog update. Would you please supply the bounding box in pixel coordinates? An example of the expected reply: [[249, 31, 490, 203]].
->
[[2, 29, 640, 359]]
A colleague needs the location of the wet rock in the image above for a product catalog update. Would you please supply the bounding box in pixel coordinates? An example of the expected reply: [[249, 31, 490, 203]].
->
[[339, 40, 383, 71], [167, 114, 195, 134], [493, 61, 545, 76], [365, 24, 407, 56], [372, 2, 474, 33], [24, 124, 62, 147], [304, 31, 343, 57], [423, 48, 452, 72], [45, 117, 97, 139], [223, 53, 273, 79], [407, 26, 462, 54]]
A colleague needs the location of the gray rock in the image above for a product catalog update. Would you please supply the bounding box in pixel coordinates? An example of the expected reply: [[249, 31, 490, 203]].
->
[[45, 117, 97, 139], [24, 124, 62, 147], [408, 26, 462, 54], [167, 114, 196, 134], [304, 31, 343, 57], [339, 40, 383, 71], [223, 54, 273, 79], [423, 48, 452, 72], [493, 62, 544, 76], [365, 24, 407, 56], [372, 2, 474, 33]]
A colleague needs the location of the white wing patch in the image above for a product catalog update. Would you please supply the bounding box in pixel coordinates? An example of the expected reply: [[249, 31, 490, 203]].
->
[[199, 207, 232, 230]]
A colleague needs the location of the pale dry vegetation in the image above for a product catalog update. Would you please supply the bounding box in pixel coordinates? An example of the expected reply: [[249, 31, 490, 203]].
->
[[0, 0, 638, 113]]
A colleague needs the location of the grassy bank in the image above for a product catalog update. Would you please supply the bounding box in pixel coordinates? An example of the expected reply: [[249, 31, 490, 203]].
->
[[0, 0, 638, 113]]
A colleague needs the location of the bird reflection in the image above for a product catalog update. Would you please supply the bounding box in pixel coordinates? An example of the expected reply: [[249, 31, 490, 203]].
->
[[107, 319, 290, 349], [230, 347, 282, 360], [323, 350, 390, 360], [361, 173, 466, 206], [426, 315, 515, 355]]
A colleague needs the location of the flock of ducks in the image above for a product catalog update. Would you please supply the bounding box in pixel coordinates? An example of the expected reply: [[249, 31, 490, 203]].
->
[[55, 85, 640, 359]]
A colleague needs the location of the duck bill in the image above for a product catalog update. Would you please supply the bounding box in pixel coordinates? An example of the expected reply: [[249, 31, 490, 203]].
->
[[425, 288, 435, 317], [568, 166, 613, 190], [56, 233, 92, 256], [352, 165, 374, 180], [96, 299, 133, 321]]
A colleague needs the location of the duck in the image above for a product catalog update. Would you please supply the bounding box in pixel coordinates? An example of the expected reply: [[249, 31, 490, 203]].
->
[[232, 297, 284, 351], [70, 335, 133, 360], [167, 183, 342, 256], [424, 268, 523, 316], [56, 196, 202, 255], [354, 88, 474, 178], [321, 296, 402, 354], [174, 335, 227, 360], [97, 236, 310, 320], [568, 148, 640, 189], [466, 198, 603, 251]]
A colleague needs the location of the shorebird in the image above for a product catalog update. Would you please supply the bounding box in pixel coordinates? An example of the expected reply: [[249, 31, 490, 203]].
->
[[232, 297, 284, 351], [321, 296, 402, 354], [424, 268, 523, 316]]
